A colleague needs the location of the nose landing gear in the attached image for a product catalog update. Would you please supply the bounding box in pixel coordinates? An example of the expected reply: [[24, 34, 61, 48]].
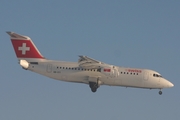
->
[[159, 89, 162, 95]]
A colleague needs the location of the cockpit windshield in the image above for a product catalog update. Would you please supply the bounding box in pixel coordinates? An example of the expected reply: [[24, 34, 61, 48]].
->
[[153, 73, 162, 78]]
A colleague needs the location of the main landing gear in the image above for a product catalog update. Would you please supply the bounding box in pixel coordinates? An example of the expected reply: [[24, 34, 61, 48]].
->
[[89, 82, 99, 93], [159, 89, 162, 95]]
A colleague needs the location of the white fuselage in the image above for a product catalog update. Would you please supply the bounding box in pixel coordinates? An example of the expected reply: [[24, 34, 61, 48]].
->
[[7, 31, 174, 94], [26, 59, 173, 89]]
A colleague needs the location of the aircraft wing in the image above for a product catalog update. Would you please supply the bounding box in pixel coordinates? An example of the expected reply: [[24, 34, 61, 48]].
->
[[78, 56, 107, 69]]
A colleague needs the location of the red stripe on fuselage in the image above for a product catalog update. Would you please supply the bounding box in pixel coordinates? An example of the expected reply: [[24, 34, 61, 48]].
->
[[104, 68, 111, 72]]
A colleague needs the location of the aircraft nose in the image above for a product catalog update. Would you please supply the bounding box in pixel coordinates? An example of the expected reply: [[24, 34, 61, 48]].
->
[[168, 81, 174, 87], [162, 79, 174, 88]]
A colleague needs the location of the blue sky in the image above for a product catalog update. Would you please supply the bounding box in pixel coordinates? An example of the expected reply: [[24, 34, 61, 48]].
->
[[0, 0, 179, 119]]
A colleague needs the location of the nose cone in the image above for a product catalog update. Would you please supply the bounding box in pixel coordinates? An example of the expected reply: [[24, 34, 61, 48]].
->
[[161, 79, 174, 88], [168, 81, 174, 87]]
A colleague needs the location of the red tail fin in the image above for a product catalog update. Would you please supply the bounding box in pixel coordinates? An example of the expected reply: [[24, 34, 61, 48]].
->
[[7, 32, 44, 59]]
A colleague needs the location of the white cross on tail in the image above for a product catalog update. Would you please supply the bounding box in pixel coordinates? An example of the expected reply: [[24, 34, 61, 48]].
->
[[18, 43, 30, 55]]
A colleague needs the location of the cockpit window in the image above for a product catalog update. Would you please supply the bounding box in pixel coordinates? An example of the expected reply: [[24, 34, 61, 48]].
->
[[153, 73, 162, 78]]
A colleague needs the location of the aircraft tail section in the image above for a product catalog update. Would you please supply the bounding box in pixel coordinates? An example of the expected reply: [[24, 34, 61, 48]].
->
[[7, 32, 45, 60]]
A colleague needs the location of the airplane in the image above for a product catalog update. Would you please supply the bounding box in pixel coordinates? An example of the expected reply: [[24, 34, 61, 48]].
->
[[7, 31, 174, 95]]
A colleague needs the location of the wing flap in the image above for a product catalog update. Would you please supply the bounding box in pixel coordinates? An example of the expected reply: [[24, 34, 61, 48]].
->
[[78, 56, 105, 69]]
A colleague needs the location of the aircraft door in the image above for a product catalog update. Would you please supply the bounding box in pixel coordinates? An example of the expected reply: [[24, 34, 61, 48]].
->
[[101, 66, 119, 78], [143, 72, 149, 81], [46, 64, 52, 73], [113, 66, 119, 77]]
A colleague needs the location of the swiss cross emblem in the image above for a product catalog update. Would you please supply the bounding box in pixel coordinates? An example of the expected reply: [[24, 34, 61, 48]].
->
[[18, 43, 30, 55]]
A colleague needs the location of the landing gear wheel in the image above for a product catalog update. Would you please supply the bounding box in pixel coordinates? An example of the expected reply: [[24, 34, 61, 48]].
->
[[91, 88, 97, 92], [159, 91, 162, 95], [89, 82, 98, 93]]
